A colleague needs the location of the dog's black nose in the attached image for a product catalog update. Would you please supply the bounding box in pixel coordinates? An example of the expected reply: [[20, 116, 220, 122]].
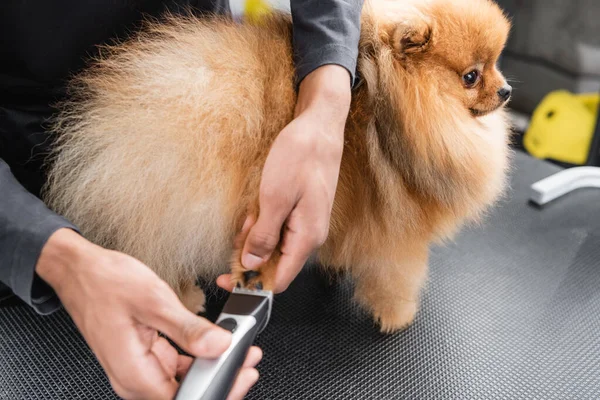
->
[[498, 85, 512, 101]]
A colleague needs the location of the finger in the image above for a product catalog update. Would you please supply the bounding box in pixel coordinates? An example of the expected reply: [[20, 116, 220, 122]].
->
[[225, 368, 260, 400], [232, 215, 255, 250], [241, 195, 294, 270], [108, 327, 179, 400], [243, 346, 263, 368], [273, 229, 314, 293], [274, 252, 309, 293], [151, 336, 179, 377], [138, 290, 232, 359], [216, 274, 235, 292], [175, 355, 194, 379]]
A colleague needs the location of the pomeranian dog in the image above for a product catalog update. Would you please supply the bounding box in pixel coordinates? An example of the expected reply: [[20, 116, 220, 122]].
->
[[44, 0, 513, 333]]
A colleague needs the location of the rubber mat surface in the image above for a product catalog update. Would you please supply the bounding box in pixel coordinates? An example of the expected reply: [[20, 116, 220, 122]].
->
[[2, 151, 600, 399]]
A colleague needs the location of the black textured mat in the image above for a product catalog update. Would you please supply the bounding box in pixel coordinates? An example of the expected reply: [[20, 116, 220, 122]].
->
[[2, 151, 600, 399]]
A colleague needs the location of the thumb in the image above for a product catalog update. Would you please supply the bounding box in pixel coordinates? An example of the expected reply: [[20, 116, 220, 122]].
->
[[140, 290, 232, 358], [241, 202, 290, 270]]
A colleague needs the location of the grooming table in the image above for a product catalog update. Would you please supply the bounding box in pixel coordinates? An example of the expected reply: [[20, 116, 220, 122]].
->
[[2, 150, 600, 399]]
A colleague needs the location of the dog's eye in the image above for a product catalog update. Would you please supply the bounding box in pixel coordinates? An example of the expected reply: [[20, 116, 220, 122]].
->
[[463, 70, 480, 87]]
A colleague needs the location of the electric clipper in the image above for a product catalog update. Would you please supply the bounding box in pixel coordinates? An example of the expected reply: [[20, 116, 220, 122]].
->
[[174, 286, 273, 400]]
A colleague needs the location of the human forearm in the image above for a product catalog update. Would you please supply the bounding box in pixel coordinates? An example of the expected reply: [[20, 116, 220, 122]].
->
[[35, 228, 88, 295], [296, 64, 352, 125], [0, 158, 79, 314], [235, 2, 363, 289]]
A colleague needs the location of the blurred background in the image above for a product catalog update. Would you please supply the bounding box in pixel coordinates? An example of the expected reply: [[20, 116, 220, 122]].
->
[[496, 0, 600, 168]]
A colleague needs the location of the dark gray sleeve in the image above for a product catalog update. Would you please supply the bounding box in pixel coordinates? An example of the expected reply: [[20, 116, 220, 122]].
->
[[290, 0, 364, 86], [0, 158, 79, 314]]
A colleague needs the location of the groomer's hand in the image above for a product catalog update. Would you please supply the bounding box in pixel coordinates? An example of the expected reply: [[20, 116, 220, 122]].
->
[[37, 228, 262, 400], [218, 65, 351, 293]]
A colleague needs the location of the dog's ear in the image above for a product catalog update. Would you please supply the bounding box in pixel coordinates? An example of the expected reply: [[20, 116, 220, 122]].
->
[[391, 18, 433, 56]]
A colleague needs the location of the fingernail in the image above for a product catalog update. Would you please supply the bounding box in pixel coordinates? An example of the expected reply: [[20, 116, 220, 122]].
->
[[242, 253, 263, 270], [200, 329, 231, 356]]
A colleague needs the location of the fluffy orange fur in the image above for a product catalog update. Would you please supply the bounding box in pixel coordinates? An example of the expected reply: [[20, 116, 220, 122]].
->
[[44, 0, 513, 333]]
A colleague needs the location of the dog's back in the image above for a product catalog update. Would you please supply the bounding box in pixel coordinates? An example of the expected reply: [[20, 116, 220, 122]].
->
[[45, 13, 297, 287]]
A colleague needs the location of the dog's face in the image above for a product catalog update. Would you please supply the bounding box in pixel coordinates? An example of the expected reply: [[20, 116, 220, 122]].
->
[[386, 0, 512, 117]]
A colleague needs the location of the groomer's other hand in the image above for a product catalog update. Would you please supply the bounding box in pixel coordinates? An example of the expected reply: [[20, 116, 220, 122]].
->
[[220, 65, 351, 294], [37, 228, 262, 400]]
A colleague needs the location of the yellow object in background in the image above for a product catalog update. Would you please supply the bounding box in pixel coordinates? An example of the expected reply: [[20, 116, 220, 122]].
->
[[244, 0, 273, 23], [523, 90, 599, 165]]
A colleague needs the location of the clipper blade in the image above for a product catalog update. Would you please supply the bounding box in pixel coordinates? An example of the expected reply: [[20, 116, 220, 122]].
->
[[229, 287, 273, 333]]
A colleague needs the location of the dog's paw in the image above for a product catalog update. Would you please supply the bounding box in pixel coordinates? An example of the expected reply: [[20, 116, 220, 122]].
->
[[230, 250, 279, 292], [230, 255, 278, 291], [232, 268, 265, 290], [372, 300, 418, 334], [181, 284, 206, 315]]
